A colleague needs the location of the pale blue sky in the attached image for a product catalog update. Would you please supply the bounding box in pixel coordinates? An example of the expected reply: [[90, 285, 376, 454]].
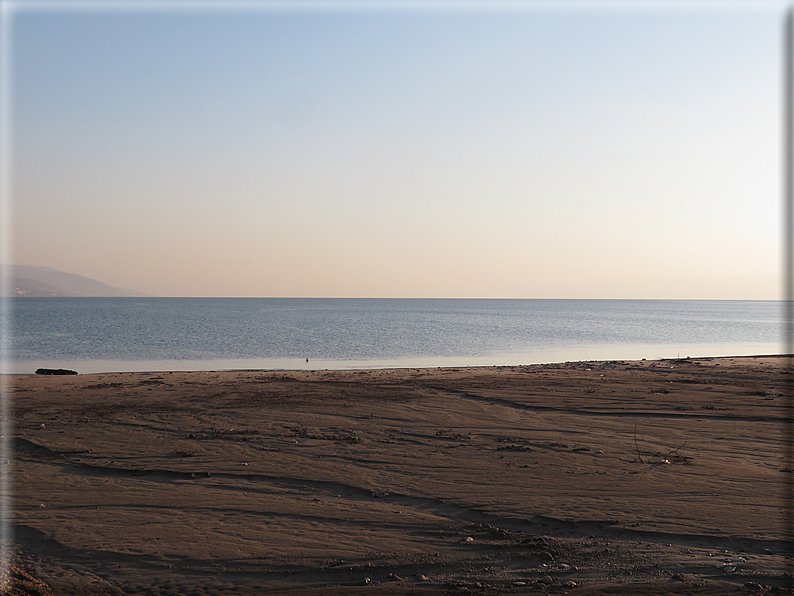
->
[[5, 1, 786, 298]]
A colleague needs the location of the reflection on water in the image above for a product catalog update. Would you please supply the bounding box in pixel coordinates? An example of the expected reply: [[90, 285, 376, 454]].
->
[[6, 298, 784, 373]]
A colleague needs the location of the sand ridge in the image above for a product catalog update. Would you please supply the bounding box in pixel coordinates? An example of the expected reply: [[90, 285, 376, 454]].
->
[[7, 356, 793, 594]]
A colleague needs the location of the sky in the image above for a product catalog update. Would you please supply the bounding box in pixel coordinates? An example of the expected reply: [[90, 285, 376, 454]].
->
[[2, 0, 787, 298]]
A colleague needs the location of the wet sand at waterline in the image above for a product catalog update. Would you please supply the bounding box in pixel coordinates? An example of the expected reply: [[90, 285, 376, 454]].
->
[[7, 356, 793, 595]]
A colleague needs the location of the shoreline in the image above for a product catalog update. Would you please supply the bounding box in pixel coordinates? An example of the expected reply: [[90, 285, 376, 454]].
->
[[6, 351, 792, 377], [9, 355, 794, 595]]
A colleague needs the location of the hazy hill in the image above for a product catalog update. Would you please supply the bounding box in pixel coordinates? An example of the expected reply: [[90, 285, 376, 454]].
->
[[3, 265, 152, 297]]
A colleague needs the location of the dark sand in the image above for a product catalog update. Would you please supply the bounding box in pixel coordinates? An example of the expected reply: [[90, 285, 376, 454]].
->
[[6, 356, 793, 595]]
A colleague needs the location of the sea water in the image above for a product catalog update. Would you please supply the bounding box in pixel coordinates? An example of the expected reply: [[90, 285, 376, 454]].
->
[[3, 298, 785, 374]]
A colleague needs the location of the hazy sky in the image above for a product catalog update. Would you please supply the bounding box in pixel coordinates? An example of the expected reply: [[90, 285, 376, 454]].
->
[[4, 1, 786, 298]]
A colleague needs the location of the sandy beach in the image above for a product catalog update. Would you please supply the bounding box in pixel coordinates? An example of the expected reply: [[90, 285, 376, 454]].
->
[[6, 356, 793, 595]]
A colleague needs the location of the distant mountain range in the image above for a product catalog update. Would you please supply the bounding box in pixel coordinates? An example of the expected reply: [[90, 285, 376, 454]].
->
[[2, 265, 152, 297]]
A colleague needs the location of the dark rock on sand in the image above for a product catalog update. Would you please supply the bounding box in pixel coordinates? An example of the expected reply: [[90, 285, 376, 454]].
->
[[34, 369, 77, 376]]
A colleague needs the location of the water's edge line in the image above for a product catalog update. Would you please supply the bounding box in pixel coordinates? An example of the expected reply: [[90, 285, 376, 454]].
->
[[3, 352, 790, 375]]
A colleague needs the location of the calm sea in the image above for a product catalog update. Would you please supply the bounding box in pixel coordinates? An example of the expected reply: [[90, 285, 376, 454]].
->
[[3, 298, 785, 374]]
